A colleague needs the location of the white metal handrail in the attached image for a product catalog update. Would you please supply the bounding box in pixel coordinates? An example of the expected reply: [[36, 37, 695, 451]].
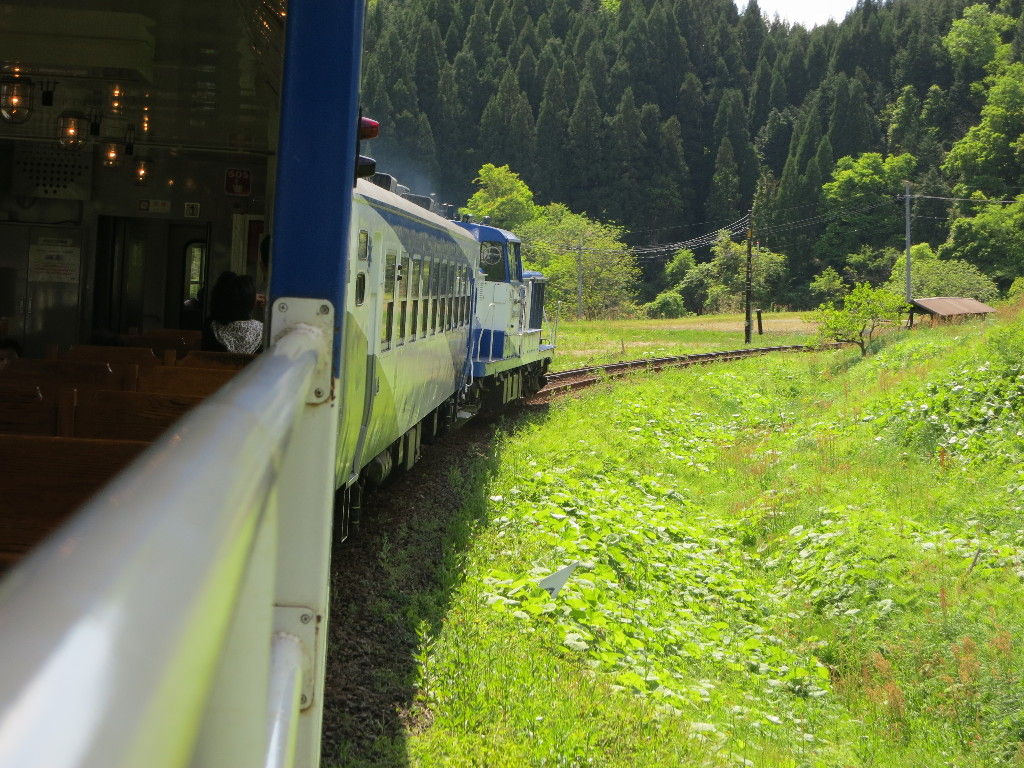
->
[[0, 323, 327, 768]]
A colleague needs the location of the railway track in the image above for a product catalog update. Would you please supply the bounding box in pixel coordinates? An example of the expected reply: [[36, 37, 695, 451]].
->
[[538, 344, 843, 395]]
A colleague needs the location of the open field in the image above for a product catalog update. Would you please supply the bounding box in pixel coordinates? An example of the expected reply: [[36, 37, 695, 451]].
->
[[331, 308, 1024, 767], [550, 312, 818, 371]]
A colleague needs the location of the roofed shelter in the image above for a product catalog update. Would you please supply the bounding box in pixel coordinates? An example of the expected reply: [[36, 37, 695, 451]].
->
[[908, 297, 996, 326]]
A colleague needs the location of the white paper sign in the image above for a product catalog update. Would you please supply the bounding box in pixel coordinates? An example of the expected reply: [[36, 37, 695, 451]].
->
[[28, 241, 80, 283]]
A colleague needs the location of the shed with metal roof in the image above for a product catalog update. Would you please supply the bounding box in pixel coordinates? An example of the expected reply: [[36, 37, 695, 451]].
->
[[909, 297, 996, 326]]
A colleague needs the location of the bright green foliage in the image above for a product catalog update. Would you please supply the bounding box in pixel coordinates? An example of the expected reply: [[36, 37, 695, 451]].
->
[[888, 244, 999, 301], [816, 153, 917, 262], [642, 290, 688, 319], [518, 203, 639, 318], [843, 245, 901, 286], [941, 3, 1014, 77], [938, 199, 1024, 287], [460, 163, 538, 230], [815, 283, 906, 355], [677, 232, 786, 314], [942, 63, 1024, 197], [663, 248, 696, 287], [809, 266, 848, 302], [404, 313, 1024, 767]]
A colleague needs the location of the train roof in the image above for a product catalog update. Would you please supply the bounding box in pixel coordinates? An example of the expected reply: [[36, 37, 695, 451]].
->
[[454, 221, 521, 244], [355, 178, 474, 241]]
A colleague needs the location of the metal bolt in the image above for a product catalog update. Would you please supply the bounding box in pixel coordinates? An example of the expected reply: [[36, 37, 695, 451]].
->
[[300, 694, 309, 706], [300, 613, 313, 624], [277, 302, 288, 312], [318, 303, 330, 315], [313, 388, 324, 399]]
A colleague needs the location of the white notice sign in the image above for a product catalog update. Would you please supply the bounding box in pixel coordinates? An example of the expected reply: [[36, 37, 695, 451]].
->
[[28, 241, 80, 283]]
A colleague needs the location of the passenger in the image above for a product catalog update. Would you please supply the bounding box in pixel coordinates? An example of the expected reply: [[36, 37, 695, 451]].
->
[[203, 271, 263, 354], [0, 338, 22, 369]]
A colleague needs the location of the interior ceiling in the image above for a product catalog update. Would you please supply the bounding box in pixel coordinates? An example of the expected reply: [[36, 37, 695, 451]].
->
[[0, 0, 286, 152]]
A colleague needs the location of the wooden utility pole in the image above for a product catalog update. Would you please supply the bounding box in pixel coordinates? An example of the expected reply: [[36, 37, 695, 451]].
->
[[744, 210, 753, 344], [903, 180, 913, 301], [575, 244, 584, 319]]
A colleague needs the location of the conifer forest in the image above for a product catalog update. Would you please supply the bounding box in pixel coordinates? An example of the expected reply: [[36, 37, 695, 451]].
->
[[360, 0, 1024, 312]]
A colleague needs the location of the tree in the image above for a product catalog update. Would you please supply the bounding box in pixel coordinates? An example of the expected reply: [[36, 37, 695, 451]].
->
[[941, 3, 1013, 79], [518, 203, 640, 318], [643, 290, 689, 319], [479, 68, 537, 178], [664, 248, 697, 287], [887, 249, 999, 302], [707, 138, 742, 228], [816, 152, 918, 264], [677, 231, 786, 314], [809, 267, 848, 302], [461, 163, 538, 230], [814, 283, 906, 356], [937, 199, 1024, 289]]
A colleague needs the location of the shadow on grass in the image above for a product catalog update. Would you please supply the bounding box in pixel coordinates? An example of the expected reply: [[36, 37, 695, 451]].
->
[[320, 403, 551, 768]]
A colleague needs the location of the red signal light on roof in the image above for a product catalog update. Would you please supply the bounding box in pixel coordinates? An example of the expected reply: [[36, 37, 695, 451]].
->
[[359, 116, 379, 140]]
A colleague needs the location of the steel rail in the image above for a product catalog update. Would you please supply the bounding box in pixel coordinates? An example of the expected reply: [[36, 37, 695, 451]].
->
[[0, 324, 325, 768], [540, 344, 843, 394]]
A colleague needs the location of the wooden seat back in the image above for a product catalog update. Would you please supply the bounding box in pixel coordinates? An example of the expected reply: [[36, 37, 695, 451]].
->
[[0, 359, 139, 394], [140, 329, 203, 344], [176, 350, 255, 370], [70, 389, 201, 441], [0, 434, 148, 566], [137, 365, 236, 397], [0, 386, 60, 436], [64, 345, 164, 367]]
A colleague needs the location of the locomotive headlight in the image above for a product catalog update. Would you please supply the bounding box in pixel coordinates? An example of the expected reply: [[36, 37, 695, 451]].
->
[[0, 76, 33, 123]]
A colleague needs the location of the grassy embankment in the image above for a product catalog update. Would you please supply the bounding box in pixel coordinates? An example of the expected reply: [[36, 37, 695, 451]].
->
[[550, 313, 816, 372], [337, 307, 1024, 767]]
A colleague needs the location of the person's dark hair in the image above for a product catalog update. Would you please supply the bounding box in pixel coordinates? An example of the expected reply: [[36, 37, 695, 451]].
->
[[0, 337, 23, 357], [209, 271, 256, 324]]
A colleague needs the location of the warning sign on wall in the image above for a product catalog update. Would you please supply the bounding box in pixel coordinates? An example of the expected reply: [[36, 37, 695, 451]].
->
[[225, 168, 253, 197], [28, 239, 80, 283]]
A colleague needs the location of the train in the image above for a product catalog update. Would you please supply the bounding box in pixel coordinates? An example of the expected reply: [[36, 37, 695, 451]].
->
[[0, 1, 550, 766]]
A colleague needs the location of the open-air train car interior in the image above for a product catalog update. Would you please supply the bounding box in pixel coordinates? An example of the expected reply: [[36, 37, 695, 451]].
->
[[0, 0, 284, 356]]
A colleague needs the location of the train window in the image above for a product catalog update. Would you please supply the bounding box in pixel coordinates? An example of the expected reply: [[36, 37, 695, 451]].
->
[[397, 252, 410, 343], [382, 249, 397, 350], [358, 230, 369, 260], [183, 241, 207, 301], [480, 242, 505, 282], [447, 263, 456, 329], [355, 272, 366, 306], [512, 242, 523, 281], [410, 257, 421, 338], [431, 261, 440, 333], [420, 258, 431, 337]]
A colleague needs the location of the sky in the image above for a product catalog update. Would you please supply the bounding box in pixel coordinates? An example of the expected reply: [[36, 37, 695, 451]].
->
[[737, 0, 860, 28]]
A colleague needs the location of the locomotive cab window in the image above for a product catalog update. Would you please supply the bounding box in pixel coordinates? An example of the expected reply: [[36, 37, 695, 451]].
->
[[355, 272, 366, 306], [512, 242, 524, 282], [480, 242, 505, 281]]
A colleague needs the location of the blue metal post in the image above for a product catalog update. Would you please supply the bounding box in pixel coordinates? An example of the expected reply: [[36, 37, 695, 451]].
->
[[269, 0, 366, 376]]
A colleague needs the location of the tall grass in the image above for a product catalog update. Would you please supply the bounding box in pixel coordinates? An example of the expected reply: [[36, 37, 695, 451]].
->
[[348, 312, 1024, 767]]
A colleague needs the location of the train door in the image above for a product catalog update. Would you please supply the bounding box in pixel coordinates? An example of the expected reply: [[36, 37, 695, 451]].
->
[[92, 216, 209, 334], [0, 223, 83, 356]]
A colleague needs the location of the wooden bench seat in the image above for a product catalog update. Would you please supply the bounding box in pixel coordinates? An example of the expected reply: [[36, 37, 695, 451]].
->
[[0, 434, 148, 567], [0, 359, 139, 394], [69, 389, 201, 441], [137, 365, 237, 397], [176, 350, 255, 369], [63, 345, 165, 367], [0, 386, 61, 436]]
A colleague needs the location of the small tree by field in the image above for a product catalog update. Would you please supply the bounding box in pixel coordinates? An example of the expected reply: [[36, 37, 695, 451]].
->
[[815, 283, 907, 356]]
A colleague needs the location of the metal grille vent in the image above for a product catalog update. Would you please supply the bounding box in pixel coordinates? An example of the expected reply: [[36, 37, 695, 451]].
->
[[11, 144, 94, 200]]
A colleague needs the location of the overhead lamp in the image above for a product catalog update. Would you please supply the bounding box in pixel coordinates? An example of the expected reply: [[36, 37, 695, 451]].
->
[[134, 159, 150, 185], [0, 76, 33, 123], [57, 112, 87, 149], [111, 84, 123, 115], [102, 142, 119, 167]]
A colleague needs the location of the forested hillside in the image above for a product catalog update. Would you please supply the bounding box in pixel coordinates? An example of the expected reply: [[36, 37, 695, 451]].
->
[[361, 0, 1024, 308]]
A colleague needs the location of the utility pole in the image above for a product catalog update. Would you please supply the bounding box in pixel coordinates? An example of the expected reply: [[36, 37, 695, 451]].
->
[[903, 180, 913, 301], [575, 244, 584, 319], [744, 210, 753, 345]]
